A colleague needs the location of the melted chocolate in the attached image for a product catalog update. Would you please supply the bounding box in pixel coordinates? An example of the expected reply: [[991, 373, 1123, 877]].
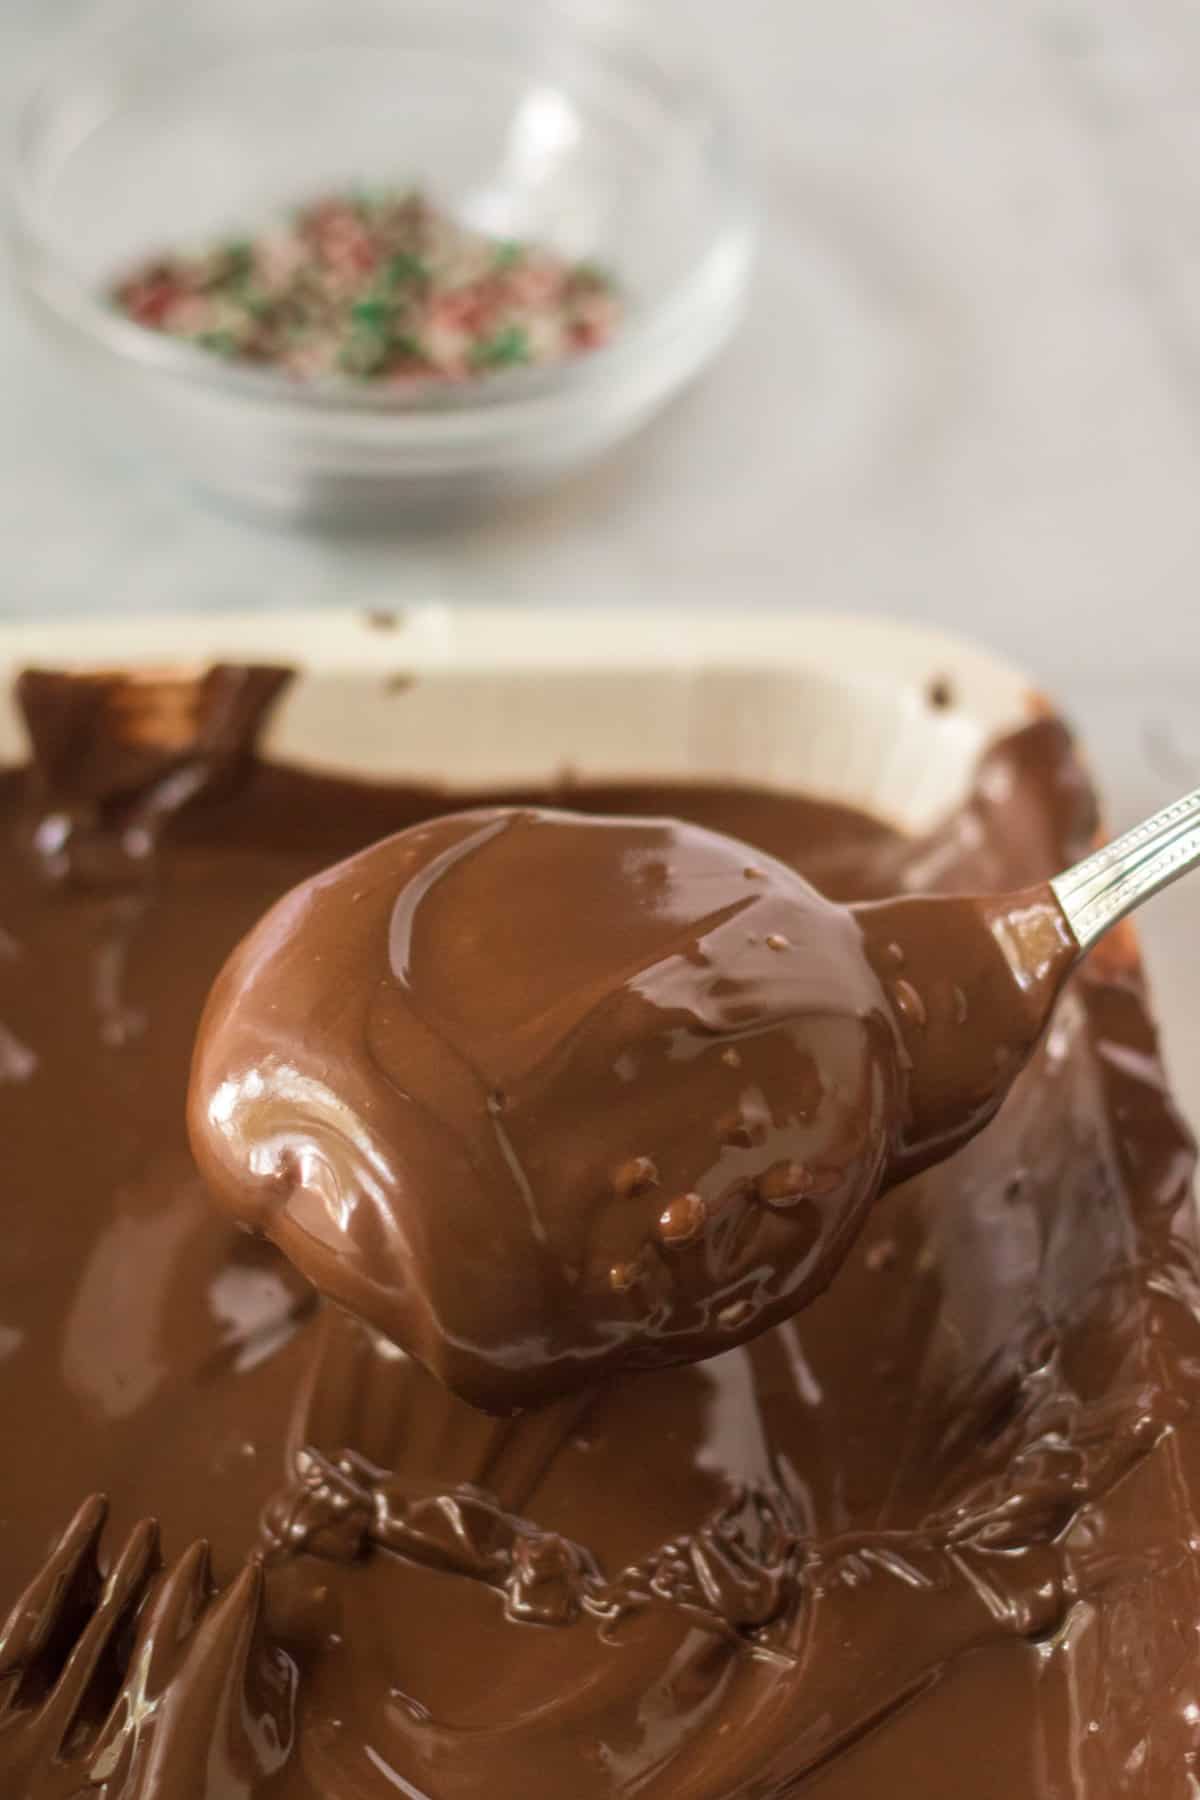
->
[[188, 810, 1077, 1412], [2, 683, 1199, 1796]]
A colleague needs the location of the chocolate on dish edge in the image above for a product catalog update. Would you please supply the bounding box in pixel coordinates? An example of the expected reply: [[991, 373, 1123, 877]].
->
[[188, 807, 1075, 1412], [1, 676, 1198, 1797]]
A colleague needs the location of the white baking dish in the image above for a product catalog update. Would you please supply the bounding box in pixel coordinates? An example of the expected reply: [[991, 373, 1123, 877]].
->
[[0, 608, 1032, 836]]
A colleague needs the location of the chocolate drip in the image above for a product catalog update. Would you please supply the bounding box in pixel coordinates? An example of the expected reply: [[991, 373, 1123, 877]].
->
[[17, 664, 290, 884]]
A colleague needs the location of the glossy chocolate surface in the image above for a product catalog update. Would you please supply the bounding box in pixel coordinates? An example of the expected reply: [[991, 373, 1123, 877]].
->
[[2, 678, 1198, 1797]]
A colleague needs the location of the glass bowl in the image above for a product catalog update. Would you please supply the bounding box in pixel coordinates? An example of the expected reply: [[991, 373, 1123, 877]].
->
[[6, 0, 755, 523]]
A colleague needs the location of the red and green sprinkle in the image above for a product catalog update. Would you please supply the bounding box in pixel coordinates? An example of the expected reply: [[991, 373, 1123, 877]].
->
[[113, 190, 621, 387]]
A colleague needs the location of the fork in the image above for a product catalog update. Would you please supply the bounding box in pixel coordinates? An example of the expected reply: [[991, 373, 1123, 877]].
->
[[0, 1494, 295, 1795]]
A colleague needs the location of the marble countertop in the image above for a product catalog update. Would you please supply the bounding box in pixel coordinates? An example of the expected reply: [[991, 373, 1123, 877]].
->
[[2, 0, 1199, 1113]]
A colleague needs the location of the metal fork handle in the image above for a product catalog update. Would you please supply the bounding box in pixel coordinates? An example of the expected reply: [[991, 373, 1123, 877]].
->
[[1050, 787, 1200, 951]]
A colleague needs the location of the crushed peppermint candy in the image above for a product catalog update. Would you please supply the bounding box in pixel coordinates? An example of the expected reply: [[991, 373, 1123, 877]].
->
[[112, 189, 621, 387]]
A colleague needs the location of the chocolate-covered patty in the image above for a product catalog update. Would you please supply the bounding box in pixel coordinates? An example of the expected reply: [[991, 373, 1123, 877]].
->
[[1, 679, 1198, 1797], [189, 808, 1074, 1411], [188, 808, 902, 1410]]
